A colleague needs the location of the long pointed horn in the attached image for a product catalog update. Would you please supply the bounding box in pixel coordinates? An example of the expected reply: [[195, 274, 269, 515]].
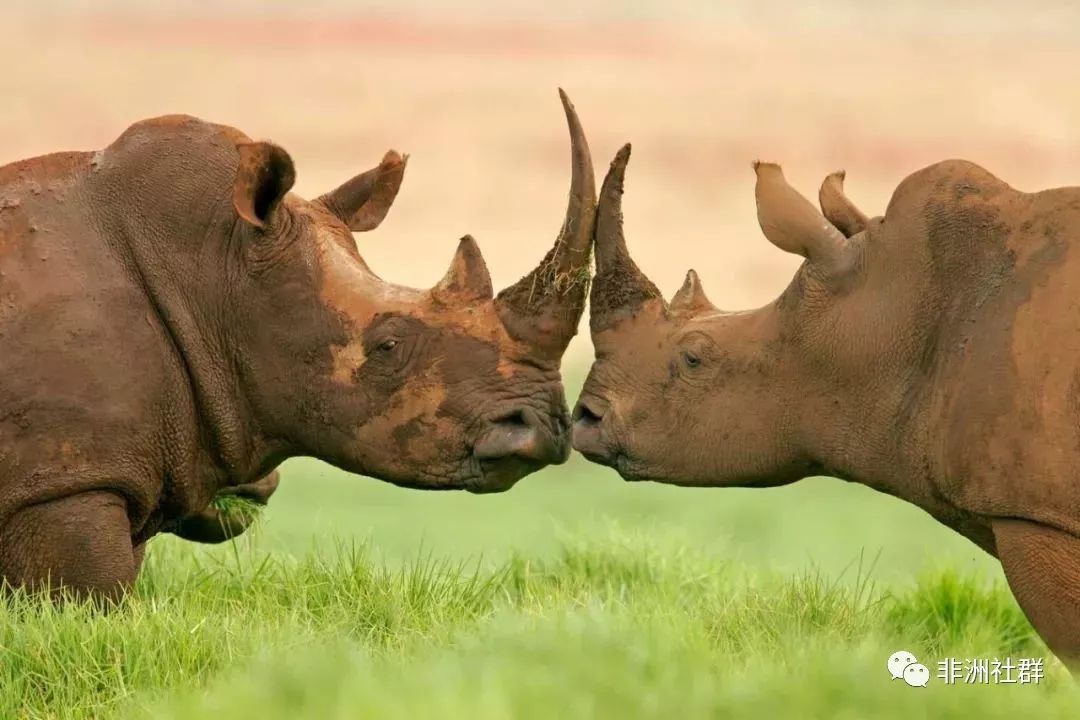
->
[[495, 89, 597, 358], [589, 143, 662, 332]]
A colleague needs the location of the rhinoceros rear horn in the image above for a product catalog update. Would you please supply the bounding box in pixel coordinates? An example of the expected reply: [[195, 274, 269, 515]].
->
[[316, 150, 408, 232], [432, 235, 494, 304], [494, 89, 597, 358], [818, 170, 868, 238], [753, 161, 849, 271], [589, 144, 663, 332], [233, 141, 296, 229], [670, 269, 717, 316]]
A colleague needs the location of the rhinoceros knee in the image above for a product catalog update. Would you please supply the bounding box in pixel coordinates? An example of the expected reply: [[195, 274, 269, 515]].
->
[[0, 490, 138, 603]]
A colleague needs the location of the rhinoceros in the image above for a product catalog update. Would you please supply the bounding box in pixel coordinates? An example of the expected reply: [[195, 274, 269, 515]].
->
[[0, 90, 597, 601], [572, 144, 1080, 664]]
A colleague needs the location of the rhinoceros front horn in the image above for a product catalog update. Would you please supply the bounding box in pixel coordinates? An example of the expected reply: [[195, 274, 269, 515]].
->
[[494, 89, 597, 360], [589, 143, 663, 333]]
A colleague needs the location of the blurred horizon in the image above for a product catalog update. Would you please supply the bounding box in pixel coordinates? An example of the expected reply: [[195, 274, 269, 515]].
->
[[9, 0, 1080, 35]]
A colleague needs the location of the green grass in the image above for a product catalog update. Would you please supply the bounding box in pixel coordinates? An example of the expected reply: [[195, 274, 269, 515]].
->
[[4, 446, 1079, 717], [209, 493, 264, 525]]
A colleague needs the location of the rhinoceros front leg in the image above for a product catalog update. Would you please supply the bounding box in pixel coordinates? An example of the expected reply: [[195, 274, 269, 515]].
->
[[168, 470, 279, 544], [0, 490, 138, 603], [993, 518, 1080, 669]]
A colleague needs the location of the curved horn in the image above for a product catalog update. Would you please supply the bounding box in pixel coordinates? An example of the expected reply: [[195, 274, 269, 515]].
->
[[754, 161, 847, 268], [819, 170, 868, 238], [432, 235, 493, 304], [670, 269, 717, 316], [495, 89, 597, 358], [589, 143, 662, 332]]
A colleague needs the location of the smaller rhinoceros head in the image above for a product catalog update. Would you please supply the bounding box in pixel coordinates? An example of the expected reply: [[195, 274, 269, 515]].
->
[[572, 146, 868, 486], [221, 91, 596, 493]]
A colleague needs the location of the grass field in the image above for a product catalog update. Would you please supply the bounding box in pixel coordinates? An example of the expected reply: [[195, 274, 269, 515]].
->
[[5, 376, 1079, 718]]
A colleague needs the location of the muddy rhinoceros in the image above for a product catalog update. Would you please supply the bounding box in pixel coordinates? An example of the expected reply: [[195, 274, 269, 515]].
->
[[572, 144, 1080, 664], [0, 90, 597, 601]]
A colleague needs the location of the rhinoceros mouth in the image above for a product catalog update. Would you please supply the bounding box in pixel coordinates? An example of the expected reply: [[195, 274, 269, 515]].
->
[[571, 429, 649, 483], [468, 440, 569, 494], [464, 405, 570, 493], [613, 454, 655, 482], [466, 457, 540, 494]]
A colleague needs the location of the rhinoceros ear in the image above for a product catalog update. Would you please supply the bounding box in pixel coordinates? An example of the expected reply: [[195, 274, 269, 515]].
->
[[819, 170, 868, 238], [233, 142, 296, 230], [753, 161, 848, 272], [317, 150, 407, 232]]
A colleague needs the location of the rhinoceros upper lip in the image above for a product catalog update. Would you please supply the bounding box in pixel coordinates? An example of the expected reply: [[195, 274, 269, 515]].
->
[[572, 426, 645, 481]]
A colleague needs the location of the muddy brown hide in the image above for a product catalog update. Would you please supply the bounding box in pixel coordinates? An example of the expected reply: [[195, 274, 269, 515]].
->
[[0, 90, 596, 601], [573, 146, 1080, 664]]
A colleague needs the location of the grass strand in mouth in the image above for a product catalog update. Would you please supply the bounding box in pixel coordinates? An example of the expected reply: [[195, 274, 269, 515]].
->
[[210, 494, 265, 529]]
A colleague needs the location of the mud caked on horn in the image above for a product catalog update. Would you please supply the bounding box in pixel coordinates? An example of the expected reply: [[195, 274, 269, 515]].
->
[[494, 89, 598, 359], [588, 144, 663, 332]]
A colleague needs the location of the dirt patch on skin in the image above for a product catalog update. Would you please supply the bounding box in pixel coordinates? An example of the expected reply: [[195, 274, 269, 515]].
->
[[330, 341, 366, 384], [902, 164, 1073, 532], [356, 311, 503, 455]]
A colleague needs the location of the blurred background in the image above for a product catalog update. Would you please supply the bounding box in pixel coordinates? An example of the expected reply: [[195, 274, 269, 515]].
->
[[5, 0, 1080, 581]]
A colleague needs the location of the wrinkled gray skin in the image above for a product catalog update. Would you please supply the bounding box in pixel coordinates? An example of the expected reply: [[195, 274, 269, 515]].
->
[[573, 144, 1080, 667]]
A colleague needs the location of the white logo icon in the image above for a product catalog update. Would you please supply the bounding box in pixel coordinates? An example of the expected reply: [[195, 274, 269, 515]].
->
[[903, 663, 930, 687], [888, 650, 929, 687], [887, 650, 918, 680]]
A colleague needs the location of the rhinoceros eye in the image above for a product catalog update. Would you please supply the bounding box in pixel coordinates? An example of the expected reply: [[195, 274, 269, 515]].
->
[[377, 339, 399, 352], [681, 351, 701, 369]]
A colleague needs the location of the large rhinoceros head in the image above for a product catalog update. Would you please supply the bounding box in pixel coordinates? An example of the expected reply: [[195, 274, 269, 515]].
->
[[224, 91, 596, 492], [571, 145, 866, 487]]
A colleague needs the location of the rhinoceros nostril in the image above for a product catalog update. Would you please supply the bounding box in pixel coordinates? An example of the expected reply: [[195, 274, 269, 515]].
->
[[474, 407, 557, 464], [491, 409, 529, 429], [572, 399, 604, 426], [571, 397, 617, 465]]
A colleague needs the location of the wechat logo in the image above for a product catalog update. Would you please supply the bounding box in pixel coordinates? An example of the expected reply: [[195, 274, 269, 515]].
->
[[888, 650, 930, 687]]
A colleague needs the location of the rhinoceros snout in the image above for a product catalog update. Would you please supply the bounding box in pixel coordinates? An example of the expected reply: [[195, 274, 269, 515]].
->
[[474, 407, 563, 463], [570, 396, 616, 466], [470, 407, 567, 491]]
